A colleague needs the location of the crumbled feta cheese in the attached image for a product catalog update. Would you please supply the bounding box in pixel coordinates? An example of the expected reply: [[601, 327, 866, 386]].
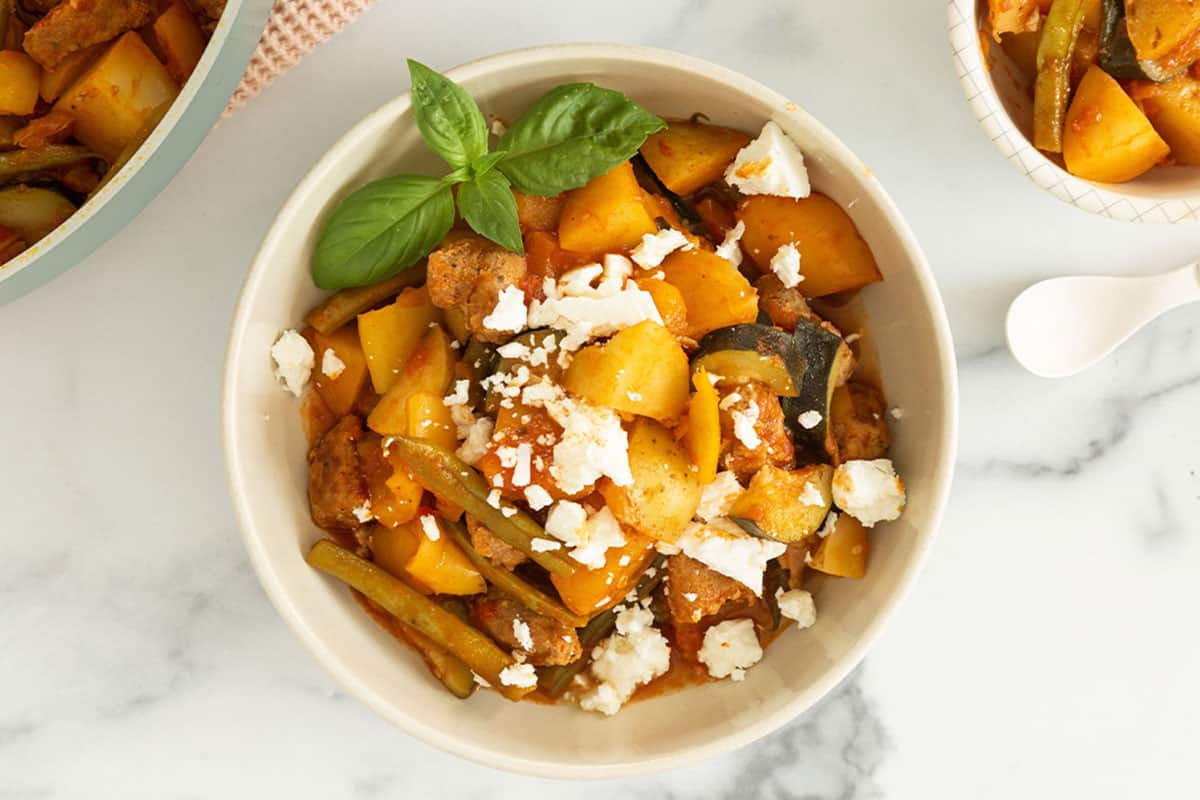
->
[[844, 332, 861, 344], [455, 417, 494, 465], [668, 519, 786, 595], [531, 537, 562, 552], [472, 672, 490, 687], [512, 618, 534, 651], [731, 406, 760, 449], [696, 471, 746, 522], [486, 489, 503, 509], [775, 588, 816, 629], [832, 459, 906, 527], [511, 443, 533, 487], [706, 371, 723, 386], [518, 379, 632, 494], [545, 502, 627, 568], [482, 286, 528, 332], [526, 261, 662, 350], [443, 379, 470, 407], [579, 606, 671, 716], [498, 663, 538, 688], [724, 121, 811, 199], [501, 506, 517, 518], [419, 514, 440, 541], [715, 220, 745, 267], [626, 391, 642, 402], [351, 501, 373, 524], [769, 242, 804, 289], [321, 348, 346, 379], [699, 618, 763, 680], [523, 485, 553, 510], [890, 407, 905, 420], [817, 510, 838, 538], [270, 330, 314, 396], [682, 592, 698, 602], [630, 228, 692, 268], [798, 479, 825, 507], [797, 410, 822, 430], [497, 341, 531, 360]]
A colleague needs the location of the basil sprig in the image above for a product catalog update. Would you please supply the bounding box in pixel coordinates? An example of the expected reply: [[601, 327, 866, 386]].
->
[[311, 60, 666, 290]]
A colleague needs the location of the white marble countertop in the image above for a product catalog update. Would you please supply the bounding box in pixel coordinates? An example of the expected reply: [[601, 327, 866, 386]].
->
[[3, 1, 1199, 797]]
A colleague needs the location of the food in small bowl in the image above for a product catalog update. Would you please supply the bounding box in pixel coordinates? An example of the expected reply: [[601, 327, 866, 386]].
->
[[0, 0, 226, 267], [225, 45, 955, 776]]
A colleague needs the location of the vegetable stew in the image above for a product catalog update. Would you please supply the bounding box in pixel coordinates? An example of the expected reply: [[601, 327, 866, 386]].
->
[[0, 0, 224, 267], [273, 63, 908, 715]]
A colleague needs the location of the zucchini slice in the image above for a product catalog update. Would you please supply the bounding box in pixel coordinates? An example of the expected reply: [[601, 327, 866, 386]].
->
[[691, 324, 803, 397], [1100, 0, 1187, 82], [781, 317, 854, 462]]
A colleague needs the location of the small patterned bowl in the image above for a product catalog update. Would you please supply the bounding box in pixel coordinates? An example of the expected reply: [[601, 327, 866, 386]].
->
[[948, 0, 1200, 223]]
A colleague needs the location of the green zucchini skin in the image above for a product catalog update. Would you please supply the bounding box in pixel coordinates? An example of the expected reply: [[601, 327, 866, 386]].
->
[[691, 323, 804, 397], [1100, 0, 1184, 82], [781, 317, 852, 463]]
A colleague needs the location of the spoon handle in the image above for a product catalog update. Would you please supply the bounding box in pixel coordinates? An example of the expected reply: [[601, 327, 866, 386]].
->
[[1149, 262, 1200, 311]]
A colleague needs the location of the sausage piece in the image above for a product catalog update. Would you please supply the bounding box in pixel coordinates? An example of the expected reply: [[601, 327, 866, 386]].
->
[[666, 554, 757, 625], [307, 415, 370, 530], [719, 381, 794, 479], [466, 515, 527, 571], [471, 589, 581, 666], [830, 382, 891, 463], [24, 0, 157, 69], [426, 232, 527, 344]]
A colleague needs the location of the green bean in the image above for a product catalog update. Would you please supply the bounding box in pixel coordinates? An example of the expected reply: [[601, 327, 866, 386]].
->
[[304, 265, 428, 334], [392, 621, 477, 699], [1033, 0, 1088, 152], [0, 146, 99, 183], [305, 539, 532, 700], [387, 437, 577, 577], [445, 520, 588, 628], [538, 556, 666, 698]]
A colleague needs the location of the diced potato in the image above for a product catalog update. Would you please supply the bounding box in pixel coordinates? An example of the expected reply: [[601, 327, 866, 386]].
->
[[694, 195, 736, 240], [368, 523, 420, 579], [54, 32, 178, 162], [1063, 66, 1170, 182], [558, 161, 657, 255], [634, 276, 689, 337], [685, 368, 721, 484], [737, 193, 882, 298], [357, 287, 441, 394], [405, 392, 457, 451], [513, 190, 563, 232], [302, 325, 369, 418], [1131, 74, 1200, 165], [659, 249, 759, 338], [562, 320, 690, 420], [0, 51, 42, 116], [1125, 0, 1200, 62], [729, 464, 833, 543], [359, 435, 424, 529], [40, 44, 106, 103], [550, 533, 656, 615], [808, 513, 868, 578], [404, 517, 487, 595], [366, 325, 455, 435], [151, 0, 207, 85], [639, 119, 752, 195], [599, 418, 701, 541]]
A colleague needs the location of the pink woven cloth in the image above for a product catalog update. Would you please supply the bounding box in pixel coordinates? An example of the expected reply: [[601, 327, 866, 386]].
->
[[224, 0, 374, 116]]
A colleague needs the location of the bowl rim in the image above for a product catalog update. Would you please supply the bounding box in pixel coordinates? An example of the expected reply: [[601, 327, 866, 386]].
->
[[0, 0, 276, 305], [222, 42, 960, 779], [947, 0, 1200, 223]]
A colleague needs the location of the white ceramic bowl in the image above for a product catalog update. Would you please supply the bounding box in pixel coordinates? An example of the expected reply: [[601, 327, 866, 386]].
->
[[949, 0, 1200, 222], [223, 44, 958, 778]]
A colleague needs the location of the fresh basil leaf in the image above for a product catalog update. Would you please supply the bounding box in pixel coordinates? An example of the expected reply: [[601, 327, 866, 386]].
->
[[497, 83, 666, 196], [471, 150, 507, 177], [408, 59, 489, 169], [444, 165, 471, 184], [457, 170, 523, 254], [312, 175, 454, 290]]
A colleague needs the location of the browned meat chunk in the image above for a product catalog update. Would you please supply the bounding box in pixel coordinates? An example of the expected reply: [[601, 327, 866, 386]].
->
[[667, 554, 757, 624], [466, 515, 526, 571], [754, 274, 820, 332], [190, 0, 227, 20], [308, 415, 370, 530], [23, 0, 157, 69], [830, 382, 891, 463], [471, 589, 581, 666], [426, 232, 527, 344], [719, 381, 794, 479], [25, 0, 64, 13]]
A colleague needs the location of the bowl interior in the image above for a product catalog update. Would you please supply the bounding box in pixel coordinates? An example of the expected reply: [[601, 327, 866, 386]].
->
[[224, 45, 956, 778]]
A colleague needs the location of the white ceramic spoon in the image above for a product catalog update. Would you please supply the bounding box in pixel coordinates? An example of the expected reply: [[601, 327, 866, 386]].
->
[[1006, 262, 1200, 378]]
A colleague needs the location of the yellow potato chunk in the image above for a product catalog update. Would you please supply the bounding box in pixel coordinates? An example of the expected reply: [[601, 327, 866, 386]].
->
[[562, 320, 690, 421], [808, 513, 868, 578], [659, 248, 759, 338], [39, 44, 105, 103], [0, 51, 42, 116], [366, 325, 455, 435], [598, 419, 701, 542], [356, 287, 441, 394], [558, 161, 657, 255], [684, 368, 721, 485], [639, 120, 751, 195], [152, 0, 208, 85], [550, 534, 655, 615], [1131, 75, 1200, 165], [1063, 65, 1170, 182]]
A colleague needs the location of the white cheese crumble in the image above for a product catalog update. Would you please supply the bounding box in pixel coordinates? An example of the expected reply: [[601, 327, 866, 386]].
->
[[666, 519, 786, 595], [579, 605, 671, 716], [724, 120, 811, 199], [511, 442, 533, 487], [696, 471, 746, 522], [775, 588, 816, 629], [351, 501, 373, 524], [482, 285, 528, 333], [831, 459, 906, 527], [817, 510, 838, 538], [472, 672, 490, 688], [512, 618, 534, 652], [699, 618, 763, 681], [890, 407, 905, 420], [521, 379, 632, 494], [798, 479, 825, 507], [523, 485, 553, 511], [730, 405, 761, 450], [270, 329, 314, 396], [545, 502, 627, 568], [715, 220, 745, 267], [769, 242, 804, 289], [526, 258, 662, 350], [321, 348, 346, 379], [530, 537, 562, 552], [682, 592, 699, 602], [455, 417, 494, 465], [443, 379, 470, 407], [418, 514, 440, 541], [498, 663, 538, 688], [486, 489, 502, 509], [630, 228, 692, 268], [797, 409, 822, 430]]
